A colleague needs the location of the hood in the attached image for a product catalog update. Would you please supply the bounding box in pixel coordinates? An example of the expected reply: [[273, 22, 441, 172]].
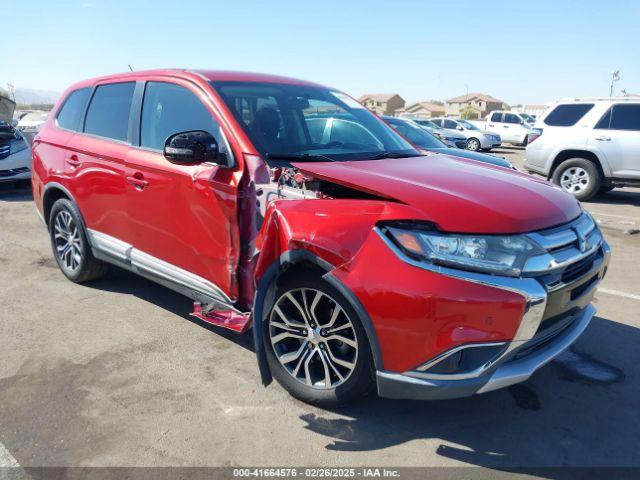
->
[[428, 148, 512, 169], [294, 155, 581, 234], [0, 95, 16, 124]]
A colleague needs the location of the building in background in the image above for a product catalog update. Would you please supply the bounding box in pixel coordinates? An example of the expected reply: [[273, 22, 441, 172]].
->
[[445, 93, 504, 118], [357, 93, 405, 115], [510, 104, 550, 117], [395, 101, 445, 119]]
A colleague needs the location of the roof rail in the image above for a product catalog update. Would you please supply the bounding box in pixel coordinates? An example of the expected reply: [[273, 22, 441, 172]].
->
[[556, 96, 640, 102]]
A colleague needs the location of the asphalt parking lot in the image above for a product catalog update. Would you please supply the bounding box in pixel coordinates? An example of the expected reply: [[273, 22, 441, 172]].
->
[[0, 162, 639, 471]]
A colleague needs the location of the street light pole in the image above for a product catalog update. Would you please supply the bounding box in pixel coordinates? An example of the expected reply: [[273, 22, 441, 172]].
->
[[610, 70, 620, 97]]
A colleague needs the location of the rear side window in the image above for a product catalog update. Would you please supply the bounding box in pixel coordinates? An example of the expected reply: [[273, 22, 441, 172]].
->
[[544, 104, 594, 127], [56, 87, 91, 131], [140, 82, 229, 157], [595, 104, 640, 131], [84, 82, 135, 141]]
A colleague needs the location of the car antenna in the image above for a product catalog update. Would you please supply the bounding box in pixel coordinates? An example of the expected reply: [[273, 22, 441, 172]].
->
[[128, 64, 134, 72]]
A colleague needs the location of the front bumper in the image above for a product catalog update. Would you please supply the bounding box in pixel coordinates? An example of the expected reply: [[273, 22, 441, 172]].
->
[[377, 303, 595, 400], [369, 213, 610, 400], [480, 136, 502, 149]]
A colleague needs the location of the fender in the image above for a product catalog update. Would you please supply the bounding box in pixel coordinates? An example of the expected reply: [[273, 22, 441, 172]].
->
[[252, 249, 383, 386], [550, 145, 612, 177], [41, 181, 81, 226]]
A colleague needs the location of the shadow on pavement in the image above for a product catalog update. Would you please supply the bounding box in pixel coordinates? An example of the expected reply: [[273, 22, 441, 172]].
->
[[299, 315, 637, 471], [586, 189, 640, 207], [0, 181, 33, 202], [84, 267, 255, 353]]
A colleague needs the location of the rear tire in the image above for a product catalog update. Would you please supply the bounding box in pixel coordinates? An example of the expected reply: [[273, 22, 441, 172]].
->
[[49, 198, 108, 283], [263, 271, 374, 407], [551, 158, 602, 201]]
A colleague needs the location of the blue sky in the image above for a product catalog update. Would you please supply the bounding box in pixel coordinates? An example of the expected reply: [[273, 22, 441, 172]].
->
[[2, 0, 639, 104]]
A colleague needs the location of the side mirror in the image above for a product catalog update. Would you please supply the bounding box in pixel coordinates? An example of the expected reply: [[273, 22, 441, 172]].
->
[[456, 125, 464, 131], [163, 130, 227, 165]]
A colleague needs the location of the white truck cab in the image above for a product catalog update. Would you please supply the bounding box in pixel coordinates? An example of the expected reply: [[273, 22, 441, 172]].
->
[[481, 111, 533, 146]]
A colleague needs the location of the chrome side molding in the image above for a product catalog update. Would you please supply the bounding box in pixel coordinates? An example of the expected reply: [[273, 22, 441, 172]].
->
[[86, 229, 236, 310]]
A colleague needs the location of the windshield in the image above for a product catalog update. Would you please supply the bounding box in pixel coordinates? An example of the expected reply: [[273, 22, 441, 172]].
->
[[520, 113, 535, 123], [211, 82, 420, 162], [458, 119, 479, 130], [387, 119, 446, 149], [414, 119, 439, 129]]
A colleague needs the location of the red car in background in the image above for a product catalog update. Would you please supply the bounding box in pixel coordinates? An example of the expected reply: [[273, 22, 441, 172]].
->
[[31, 70, 610, 406]]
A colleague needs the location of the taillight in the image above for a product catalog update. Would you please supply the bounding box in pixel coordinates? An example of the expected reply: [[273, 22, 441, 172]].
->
[[527, 128, 543, 144]]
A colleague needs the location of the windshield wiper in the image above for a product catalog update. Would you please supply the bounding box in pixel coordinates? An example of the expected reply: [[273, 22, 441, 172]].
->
[[266, 153, 335, 162], [367, 151, 415, 160]]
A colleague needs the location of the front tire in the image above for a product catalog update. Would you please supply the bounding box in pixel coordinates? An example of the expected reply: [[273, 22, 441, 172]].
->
[[264, 272, 373, 407], [466, 137, 481, 151], [49, 198, 108, 283], [551, 158, 602, 201]]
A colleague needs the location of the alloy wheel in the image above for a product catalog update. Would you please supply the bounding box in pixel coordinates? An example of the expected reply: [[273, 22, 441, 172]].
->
[[53, 210, 83, 272], [269, 288, 358, 389], [467, 138, 480, 151], [560, 166, 590, 194]]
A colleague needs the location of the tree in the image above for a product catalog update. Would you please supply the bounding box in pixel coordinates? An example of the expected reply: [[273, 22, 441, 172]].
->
[[460, 106, 479, 119]]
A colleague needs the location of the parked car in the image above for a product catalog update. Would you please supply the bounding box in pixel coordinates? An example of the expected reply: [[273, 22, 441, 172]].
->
[[430, 117, 501, 151], [519, 112, 537, 125], [33, 70, 609, 406], [17, 110, 49, 134], [382, 116, 515, 169], [525, 96, 640, 200], [470, 111, 533, 146], [0, 95, 32, 183], [412, 118, 467, 148]]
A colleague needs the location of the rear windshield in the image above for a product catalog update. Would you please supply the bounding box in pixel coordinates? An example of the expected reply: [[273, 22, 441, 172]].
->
[[56, 87, 91, 131], [544, 104, 594, 127]]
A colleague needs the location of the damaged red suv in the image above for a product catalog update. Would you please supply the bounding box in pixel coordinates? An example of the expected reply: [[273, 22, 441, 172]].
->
[[32, 70, 610, 406]]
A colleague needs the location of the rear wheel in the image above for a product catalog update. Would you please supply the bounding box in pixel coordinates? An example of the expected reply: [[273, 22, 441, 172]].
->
[[466, 137, 481, 151], [264, 272, 373, 407], [49, 198, 108, 283], [551, 158, 602, 201]]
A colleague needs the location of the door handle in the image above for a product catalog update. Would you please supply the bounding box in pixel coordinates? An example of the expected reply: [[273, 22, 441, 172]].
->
[[126, 173, 149, 190], [65, 154, 81, 167], [594, 136, 611, 141], [503, 125, 509, 128]]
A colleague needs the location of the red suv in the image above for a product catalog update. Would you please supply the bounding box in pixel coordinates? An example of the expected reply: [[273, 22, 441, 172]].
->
[[32, 70, 610, 406]]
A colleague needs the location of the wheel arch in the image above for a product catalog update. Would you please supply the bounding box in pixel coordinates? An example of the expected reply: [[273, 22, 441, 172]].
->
[[252, 249, 383, 387], [42, 183, 78, 227], [549, 149, 609, 180]]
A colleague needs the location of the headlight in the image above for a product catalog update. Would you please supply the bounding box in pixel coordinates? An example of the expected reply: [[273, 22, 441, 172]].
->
[[382, 224, 543, 276]]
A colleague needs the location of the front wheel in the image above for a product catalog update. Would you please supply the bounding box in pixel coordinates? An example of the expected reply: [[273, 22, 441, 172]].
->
[[551, 158, 602, 201], [466, 137, 481, 151], [264, 272, 373, 407]]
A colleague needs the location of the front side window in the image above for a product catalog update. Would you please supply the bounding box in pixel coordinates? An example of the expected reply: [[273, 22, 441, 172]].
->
[[140, 82, 230, 157], [56, 87, 91, 131], [490, 112, 502, 122], [595, 104, 640, 131], [84, 82, 135, 141], [211, 82, 419, 162], [544, 104, 594, 127], [504, 113, 521, 124], [443, 119, 458, 129]]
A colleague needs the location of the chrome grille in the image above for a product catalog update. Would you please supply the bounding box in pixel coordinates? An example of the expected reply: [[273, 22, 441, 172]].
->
[[524, 213, 602, 276]]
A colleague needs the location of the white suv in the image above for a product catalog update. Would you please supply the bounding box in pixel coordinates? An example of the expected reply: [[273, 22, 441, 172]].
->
[[525, 97, 640, 200]]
